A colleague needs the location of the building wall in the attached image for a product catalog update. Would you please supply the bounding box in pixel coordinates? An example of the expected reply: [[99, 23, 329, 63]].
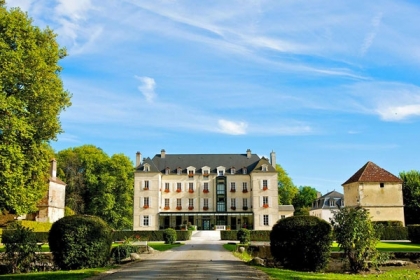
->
[[251, 172, 278, 230], [37, 181, 66, 223], [309, 208, 337, 223], [343, 181, 405, 226]]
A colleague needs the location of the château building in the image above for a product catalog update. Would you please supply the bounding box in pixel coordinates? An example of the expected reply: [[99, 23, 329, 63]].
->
[[133, 149, 287, 231]]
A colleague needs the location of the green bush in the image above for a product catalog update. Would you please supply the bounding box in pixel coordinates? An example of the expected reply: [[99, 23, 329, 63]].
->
[[110, 245, 139, 264], [112, 230, 192, 242], [375, 226, 408, 240], [64, 206, 76, 216], [48, 215, 113, 270], [176, 230, 192, 241], [407, 225, 420, 243], [237, 228, 250, 244], [373, 221, 404, 227], [221, 230, 238, 240], [8, 220, 52, 232], [271, 216, 332, 272], [250, 230, 271, 241], [1, 223, 41, 273], [163, 228, 177, 244]]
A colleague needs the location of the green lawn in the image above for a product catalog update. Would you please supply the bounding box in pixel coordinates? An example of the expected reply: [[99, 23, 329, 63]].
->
[[331, 241, 420, 252], [0, 267, 111, 279]]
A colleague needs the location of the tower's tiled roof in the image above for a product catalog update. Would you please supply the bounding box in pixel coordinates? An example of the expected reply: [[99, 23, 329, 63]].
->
[[342, 161, 402, 185]]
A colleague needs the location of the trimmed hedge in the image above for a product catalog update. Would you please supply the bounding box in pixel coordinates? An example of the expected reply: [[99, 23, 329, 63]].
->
[[221, 230, 271, 241], [375, 226, 408, 240], [237, 228, 250, 244], [49, 215, 113, 270], [271, 216, 332, 272], [112, 230, 192, 242], [163, 228, 177, 244], [408, 225, 420, 244], [373, 221, 404, 227]]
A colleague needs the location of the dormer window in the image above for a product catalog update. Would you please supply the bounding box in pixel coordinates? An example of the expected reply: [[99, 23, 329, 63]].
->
[[217, 166, 225, 176], [177, 167, 182, 175], [144, 164, 150, 172], [262, 164, 268, 172], [231, 167, 236, 174], [242, 167, 247, 175], [187, 166, 196, 178], [165, 167, 170, 175]]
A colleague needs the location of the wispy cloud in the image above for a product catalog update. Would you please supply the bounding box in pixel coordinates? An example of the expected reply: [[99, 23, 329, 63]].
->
[[135, 76, 156, 103], [360, 12, 383, 56], [217, 119, 248, 135]]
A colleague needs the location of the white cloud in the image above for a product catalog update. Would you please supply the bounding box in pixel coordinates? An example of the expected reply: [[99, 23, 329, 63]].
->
[[217, 119, 248, 135], [376, 104, 420, 121], [360, 12, 383, 56], [135, 76, 156, 102]]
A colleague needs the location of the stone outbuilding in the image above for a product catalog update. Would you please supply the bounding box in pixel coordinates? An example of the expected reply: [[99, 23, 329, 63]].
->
[[342, 161, 404, 226]]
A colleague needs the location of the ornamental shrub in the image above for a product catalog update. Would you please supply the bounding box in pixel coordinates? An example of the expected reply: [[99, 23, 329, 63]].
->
[[110, 245, 139, 264], [408, 224, 420, 243], [163, 228, 177, 244], [271, 216, 332, 272], [48, 215, 113, 270], [237, 228, 250, 244]]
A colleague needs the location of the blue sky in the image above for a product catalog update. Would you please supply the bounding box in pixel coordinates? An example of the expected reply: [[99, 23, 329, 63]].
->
[[9, 0, 420, 195]]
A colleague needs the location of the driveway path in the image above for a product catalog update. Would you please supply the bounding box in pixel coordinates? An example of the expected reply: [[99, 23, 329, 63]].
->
[[99, 231, 269, 279]]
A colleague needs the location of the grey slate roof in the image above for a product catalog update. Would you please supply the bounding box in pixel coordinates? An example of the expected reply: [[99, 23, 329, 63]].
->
[[278, 205, 295, 211], [136, 153, 276, 174], [311, 190, 344, 210]]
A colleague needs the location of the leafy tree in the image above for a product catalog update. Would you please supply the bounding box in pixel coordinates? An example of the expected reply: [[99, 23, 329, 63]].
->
[[331, 207, 382, 272], [399, 170, 420, 225], [56, 145, 134, 229], [276, 164, 298, 205], [0, 1, 71, 215], [292, 186, 318, 215]]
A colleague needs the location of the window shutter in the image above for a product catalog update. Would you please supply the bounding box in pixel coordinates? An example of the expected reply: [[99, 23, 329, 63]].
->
[[267, 180, 270, 190], [140, 197, 144, 208], [260, 196, 263, 207], [269, 197, 271, 207], [260, 180, 263, 190], [140, 215, 143, 226], [260, 215, 263, 226], [149, 215, 153, 227]]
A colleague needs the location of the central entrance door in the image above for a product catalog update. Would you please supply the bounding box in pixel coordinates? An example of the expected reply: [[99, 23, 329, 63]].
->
[[203, 219, 210, 230]]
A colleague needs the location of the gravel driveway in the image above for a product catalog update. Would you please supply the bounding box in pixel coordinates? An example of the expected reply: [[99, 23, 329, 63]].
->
[[98, 231, 269, 279]]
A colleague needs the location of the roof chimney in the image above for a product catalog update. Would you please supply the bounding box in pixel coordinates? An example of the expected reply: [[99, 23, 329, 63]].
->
[[50, 159, 57, 179], [161, 149, 166, 159], [136, 152, 142, 167], [270, 150, 276, 168], [246, 149, 251, 159]]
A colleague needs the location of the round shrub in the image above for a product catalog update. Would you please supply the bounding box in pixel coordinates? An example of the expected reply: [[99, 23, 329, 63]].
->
[[237, 228, 250, 244], [48, 215, 113, 270], [270, 216, 332, 272], [163, 228, 177, 244]]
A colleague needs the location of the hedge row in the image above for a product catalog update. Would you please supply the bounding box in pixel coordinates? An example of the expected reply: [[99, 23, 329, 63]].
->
[[373, 221, 404, 227], [1, 230, 49, 243], [220, 230, 271, 241], [375, 226, 408, 240], [112, 230, 192, 242], [408, 225, 420, 244]]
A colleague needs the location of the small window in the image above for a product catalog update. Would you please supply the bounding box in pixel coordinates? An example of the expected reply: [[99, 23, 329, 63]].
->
[[164, 183, 170, 192], [143, 215, 149, 226], [203, 170, 209, 177], [380, 183, 384, 188], [177, 168, 182, 175], [263, 215, 269, 226], [176, 182, 182, 192], [230, 182, 236, 192], [231, 198, 236, 209], [263, 196, 269, 208], [242, 182, 248, 192], [165, 167, 170, 175], [262, 180, 268, 190], [189, 182, 194, 193], [143, 197, 149, 208], [177, 198, 182, 208], [203, 182, 209, 193], [281, 215, 286, 219], [144, 164, 150, 172], [164, 198, 170, 209], [188, 170, 194, 177], [189, 198, 194, 208], [243, 198, 248, 208], [203, 198, 209, 209], [231, 167, 236, 174], [262, 164, 268, 172], [242, 167, 247, 174], [144, 181, 149, 190]]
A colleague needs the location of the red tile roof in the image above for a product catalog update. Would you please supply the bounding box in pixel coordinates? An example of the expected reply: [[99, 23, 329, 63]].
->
[[342, 161, 402, 185]]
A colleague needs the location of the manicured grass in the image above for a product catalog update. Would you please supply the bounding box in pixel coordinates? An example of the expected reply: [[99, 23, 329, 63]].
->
[[147, 242, 183, 251], [0, 244, 50, 253], [0, 267, 111, 279], [257, 267, 420, 279], [331, 241, 420, 252]]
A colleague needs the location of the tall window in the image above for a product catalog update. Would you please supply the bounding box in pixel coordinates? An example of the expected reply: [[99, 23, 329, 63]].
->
[[230, 182, 236, 192], [242, 182, 248, 192], [263, 196, 268, 207], [203, 198, 209, 208], [164, 198, 169, 208], [189, 182, 194, 193], [231, 198, 236, 209], [189, 198, 194, 209], [144, 180, 149, 190], [203, 182, 209, 193], [165, 182, 170, 192], [177, 198, 181, 208], [262, 180, 268, 190], [143, 197, 149, 207], [243, 198, 248, 208], [143, 215, 149, 226], [177, 182, 182, 192], [263, 215, 269, 226]]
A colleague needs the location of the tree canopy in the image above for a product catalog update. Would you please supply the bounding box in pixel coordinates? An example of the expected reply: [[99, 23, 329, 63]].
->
[[0, 2, 71, 214], [56, 145, 134, 230], [276, 164, 298, 205], [292, 186, 318, 215], [399, 170, 420, 225]]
